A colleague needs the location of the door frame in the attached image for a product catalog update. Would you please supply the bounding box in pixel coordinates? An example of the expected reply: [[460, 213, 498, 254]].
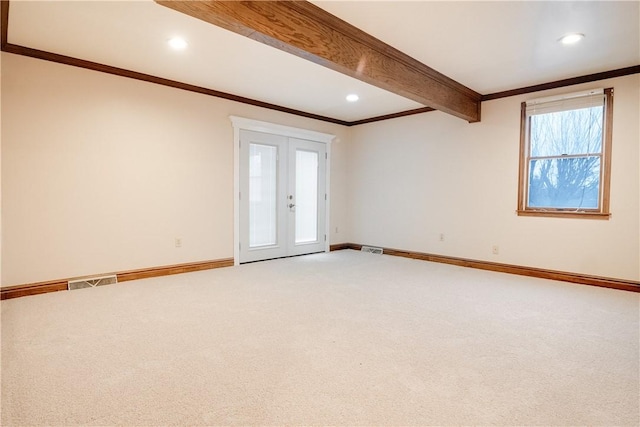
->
[[230, 116, 335, 266]]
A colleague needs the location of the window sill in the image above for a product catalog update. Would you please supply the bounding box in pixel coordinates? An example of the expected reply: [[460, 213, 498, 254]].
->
[[517, 210, 611, 220]]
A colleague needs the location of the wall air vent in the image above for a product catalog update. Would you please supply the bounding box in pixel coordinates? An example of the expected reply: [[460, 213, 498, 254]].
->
[[361, 246, 383, 255], [68, 275, 118, 291]]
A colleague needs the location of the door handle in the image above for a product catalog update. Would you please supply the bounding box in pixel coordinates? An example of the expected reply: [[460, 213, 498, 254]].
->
[[288, 203, 295, 208]]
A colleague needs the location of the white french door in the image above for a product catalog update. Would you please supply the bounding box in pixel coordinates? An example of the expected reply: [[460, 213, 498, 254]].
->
[[239, 129, 326, 263]]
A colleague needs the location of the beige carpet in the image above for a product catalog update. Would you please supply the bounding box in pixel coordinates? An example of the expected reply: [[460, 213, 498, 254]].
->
[[1, 250, 638, 425]]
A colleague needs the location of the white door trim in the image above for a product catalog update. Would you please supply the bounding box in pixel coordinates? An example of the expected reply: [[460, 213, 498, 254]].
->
[[230, 116, 335, 266]]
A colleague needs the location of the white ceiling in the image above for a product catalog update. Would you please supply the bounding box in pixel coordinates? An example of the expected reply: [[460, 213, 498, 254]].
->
[[316, 0, 640, 94], [7, 1, 639, 123]]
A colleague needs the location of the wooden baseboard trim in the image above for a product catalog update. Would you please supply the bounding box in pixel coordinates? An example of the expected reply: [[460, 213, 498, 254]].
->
[[1, 258, 234, 300], [0, 280, 69, 300], [329, 243, 353, 251], [117, 258, 234, 282], [4, 248, 636, 299], [332, 243, 640, 293]]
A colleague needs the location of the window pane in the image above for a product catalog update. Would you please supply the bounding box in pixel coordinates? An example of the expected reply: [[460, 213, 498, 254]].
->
[[528, 157, 600, 209], [530, 106, 603, 157], [249, 143, 277, 247], [295, 150, 318, 244]]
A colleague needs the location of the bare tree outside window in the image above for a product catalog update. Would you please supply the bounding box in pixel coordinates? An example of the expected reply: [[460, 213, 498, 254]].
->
[[528, 107, 603, 209], [517, 88, 613, 219]]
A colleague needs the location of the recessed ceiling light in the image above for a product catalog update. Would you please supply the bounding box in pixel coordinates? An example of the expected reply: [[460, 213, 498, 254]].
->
[[168, 37, 188, 50], [346, 94, 359, 102], [559, 33, 585, 45]]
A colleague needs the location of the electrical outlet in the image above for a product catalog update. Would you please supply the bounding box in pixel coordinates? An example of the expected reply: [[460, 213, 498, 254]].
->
[[175, 238, 182, 248], [439, 233, 445, 242], [492, 245, 499, 255]]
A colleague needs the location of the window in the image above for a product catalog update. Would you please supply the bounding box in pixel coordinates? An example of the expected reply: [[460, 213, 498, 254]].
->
[[518, 88, 613, 219]]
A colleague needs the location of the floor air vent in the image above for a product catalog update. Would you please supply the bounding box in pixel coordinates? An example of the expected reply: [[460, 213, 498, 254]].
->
[[361, 246, 383, 255], [68, 275, 118, 291]]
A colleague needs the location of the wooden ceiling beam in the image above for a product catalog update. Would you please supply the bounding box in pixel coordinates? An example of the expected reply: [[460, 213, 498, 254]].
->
[[155, 0, 482, 122]]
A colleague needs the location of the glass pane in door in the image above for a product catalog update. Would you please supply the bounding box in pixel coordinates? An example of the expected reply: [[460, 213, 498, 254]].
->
[[249, 143, 277, 247], [295, 149, 318, 243]]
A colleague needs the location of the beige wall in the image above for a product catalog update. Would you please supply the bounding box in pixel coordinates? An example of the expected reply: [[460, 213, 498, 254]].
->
[[2, 52, 638, 286], [347, 74, 639, 281], [1, 53, 350, 286]]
